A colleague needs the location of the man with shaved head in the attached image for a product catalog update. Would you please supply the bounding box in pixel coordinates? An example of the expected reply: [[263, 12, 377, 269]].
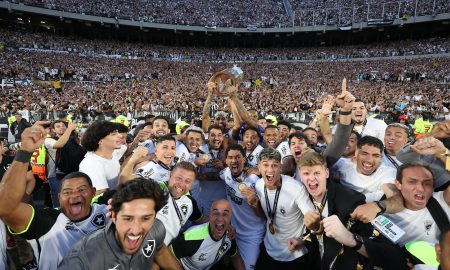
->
[[170, 199, 245, 270]]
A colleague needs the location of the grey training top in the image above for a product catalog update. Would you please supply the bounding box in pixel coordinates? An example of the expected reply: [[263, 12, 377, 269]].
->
[[58, 219, 165, 270]]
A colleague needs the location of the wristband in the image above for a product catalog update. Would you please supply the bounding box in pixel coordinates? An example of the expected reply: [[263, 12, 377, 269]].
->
[[352, 234, 364, 250], [339, 110, 352, 116], [375, 200, 386, 215], [14, 150, 33, 163]]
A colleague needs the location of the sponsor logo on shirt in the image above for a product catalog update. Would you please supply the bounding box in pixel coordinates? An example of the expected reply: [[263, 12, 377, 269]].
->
[[161, 205, 169, 215], [65, 221, 78, 232], [198, 253, 207, 261], [226, 185, 243, 205]]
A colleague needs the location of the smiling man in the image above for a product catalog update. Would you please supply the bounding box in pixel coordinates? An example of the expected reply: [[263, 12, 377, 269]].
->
[[0, 124, 110, 269], [197, 124, 227, 214], [382, 123, 410, 169], [351, 99, 387, 142], [120, 135, 176, 183], [263, 125, 291, 160], [220, 144, 265, 270], [59, 178, 181, 270], [333, 136, 397, 202], [156, 162, 206, 245], [241, 126, 264, 168], [170, 199, 245, 270]]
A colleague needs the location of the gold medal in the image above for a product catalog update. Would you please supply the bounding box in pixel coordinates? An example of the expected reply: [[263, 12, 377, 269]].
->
[[238, 183, 246, 192], [269, 222, 275, 235]]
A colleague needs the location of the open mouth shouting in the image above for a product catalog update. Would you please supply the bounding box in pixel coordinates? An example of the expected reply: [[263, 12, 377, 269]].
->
[[266, 140, 277, 148], [155, 130, 166, 137], [293, 150, 303, 160], [170, 184, 184, 199], [162, 154, 174, 165], [125, 233, 143, 252], [188, 143, 199, 152], [264, 173, 279, 187], [230, 163, 241, 175], [354, 113, 364, 123], [68, 200, 84, 217], [413, 193, 426, 207], [211, 139, 222, 149], [245, 141, 255, 151]]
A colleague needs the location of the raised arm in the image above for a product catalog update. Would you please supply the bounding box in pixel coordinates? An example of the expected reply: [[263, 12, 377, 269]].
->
[[0, 123, 47, 232], [52, 121, 77, 149], [201, 82, 214, 132], [322, 78, 355, 167], [227, 84, 259, 129], [119, 146, 148, 185]]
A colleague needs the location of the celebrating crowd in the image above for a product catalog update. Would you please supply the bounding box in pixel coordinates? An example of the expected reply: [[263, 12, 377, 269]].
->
[[11, 0, 450, 27], [1, 51, 449, 122], [1, 28, 449, 123], [2, 28, 449, 61], [1, 78, 450, 270]]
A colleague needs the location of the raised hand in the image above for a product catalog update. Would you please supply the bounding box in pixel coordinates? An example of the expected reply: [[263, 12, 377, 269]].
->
[[130, 146, 148, 164], [431, 120, 450, 139], [411, 136, 448, 156], [20, 121, 50, 152], [321, 95, 335, 116], [336, 78, 355, 112]]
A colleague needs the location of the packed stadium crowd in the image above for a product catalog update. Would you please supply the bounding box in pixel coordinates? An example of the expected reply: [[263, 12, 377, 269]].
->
[[1, 77, 450, 269], [1, 28, 449, 61], [10, 0, 450, 27], [1, 42, 449, 122], [0, 3, 450, 267], [291, 0, 450, 26]]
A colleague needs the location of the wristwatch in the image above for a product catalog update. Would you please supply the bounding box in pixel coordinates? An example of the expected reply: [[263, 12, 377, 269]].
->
[[375, 200, 386, 215], [352, 234, 364, 250]]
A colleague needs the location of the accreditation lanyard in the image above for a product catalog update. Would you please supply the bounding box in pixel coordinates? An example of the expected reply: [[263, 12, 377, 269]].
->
[[213, 233, 228, 264], [264, 179, 282, 233], [171, 196, 184, 225], [383, 148, 400, 169]]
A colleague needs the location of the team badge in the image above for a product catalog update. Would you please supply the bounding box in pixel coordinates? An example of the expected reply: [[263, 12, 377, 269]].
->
[[142, 240, 155, 258], [180, 204, 188, 215], [91, 213, 106, 227]]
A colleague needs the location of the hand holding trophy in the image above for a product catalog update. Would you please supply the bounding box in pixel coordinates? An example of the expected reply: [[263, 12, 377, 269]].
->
[[208, 66, 243, 96]]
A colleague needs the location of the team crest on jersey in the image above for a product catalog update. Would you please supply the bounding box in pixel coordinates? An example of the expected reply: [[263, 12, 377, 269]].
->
[[220, 241, 230, 253], [280, 207, 286, 215], [3, 164, 11, 171], [282, 147, 287, 155], [180, 204, 188, 215], [247, 155, 254, 161], [424, 220, 433, 235], [142, 240, 155, 258], [91, 213, 106, 227]]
